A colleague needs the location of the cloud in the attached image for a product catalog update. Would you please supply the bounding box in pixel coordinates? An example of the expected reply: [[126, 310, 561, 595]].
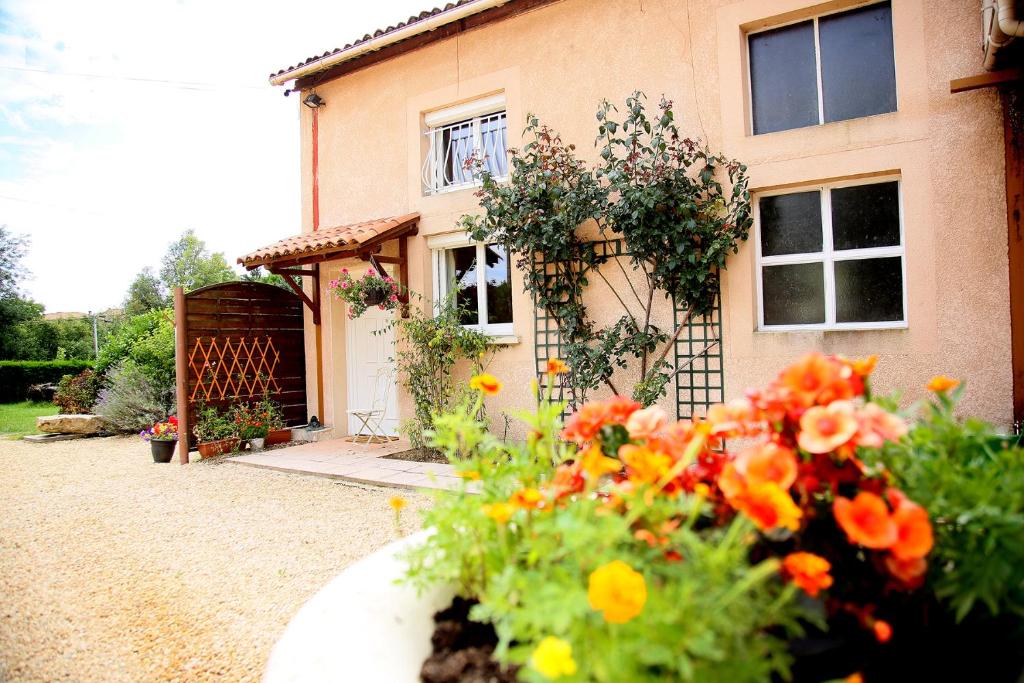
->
[[0, 0, 428, 312]]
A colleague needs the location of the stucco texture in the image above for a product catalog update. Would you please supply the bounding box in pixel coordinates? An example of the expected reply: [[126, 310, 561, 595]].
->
[[291, 0, 1013, 434]]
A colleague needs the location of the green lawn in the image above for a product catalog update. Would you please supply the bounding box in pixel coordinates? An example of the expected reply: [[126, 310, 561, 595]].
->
[[0, 401, 57, 438]]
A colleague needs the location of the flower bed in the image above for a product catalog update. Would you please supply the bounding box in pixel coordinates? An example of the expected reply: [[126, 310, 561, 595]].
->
[[404, 355, 1024, 681]]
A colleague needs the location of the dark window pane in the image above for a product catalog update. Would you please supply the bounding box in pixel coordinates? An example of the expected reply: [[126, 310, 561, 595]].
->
[[834, 257, 903, 322], [445, 246, 479, 325], [759, 191, 823, 256], [484, 245, 513, 324], [830, 181, 901, 250], [819, 2, 897, 123], [762, 262, 825, 326], [749, 21, 819, 134]]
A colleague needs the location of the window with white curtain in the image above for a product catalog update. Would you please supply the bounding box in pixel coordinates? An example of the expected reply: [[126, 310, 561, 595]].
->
[[422, 94, 508, 195], [430, 233, 513, 336]]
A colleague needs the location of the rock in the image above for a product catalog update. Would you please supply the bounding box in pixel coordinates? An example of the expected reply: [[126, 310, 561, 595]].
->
[[36, 415, 108, 435], [23, 433, 88, 443], [27, 383, 58, 402]]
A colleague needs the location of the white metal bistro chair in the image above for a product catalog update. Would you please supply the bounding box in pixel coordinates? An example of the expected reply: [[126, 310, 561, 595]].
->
[[346, 366, 395, 448]]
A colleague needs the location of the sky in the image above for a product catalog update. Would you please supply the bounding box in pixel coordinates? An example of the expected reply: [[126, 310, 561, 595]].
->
[[0, 0, 428, 313]]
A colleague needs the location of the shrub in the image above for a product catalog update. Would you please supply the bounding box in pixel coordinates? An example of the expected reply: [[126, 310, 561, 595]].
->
[[193, 403, 236, 442], [53, 369, 101, 414], [94, 360, 175, 432], [0, 360, 93, 403], [97, 309, 175, 389]]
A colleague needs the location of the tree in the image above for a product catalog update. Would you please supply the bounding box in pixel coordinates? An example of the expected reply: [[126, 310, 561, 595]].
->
[[241, 266, 295, 290], [0, 296, 43, 359], [0, 225, 29, 298], [123, 267, 164, 316], [158, 230, 237, 295]]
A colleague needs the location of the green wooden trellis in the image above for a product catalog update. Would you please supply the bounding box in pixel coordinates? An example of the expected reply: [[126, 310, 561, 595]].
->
[[533, 238, 723, 420]]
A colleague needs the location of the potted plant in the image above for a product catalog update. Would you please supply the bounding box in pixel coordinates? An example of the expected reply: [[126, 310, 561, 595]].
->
[[139, 416, 178, 463], [260, 395, 291, 446], [194, 403, 239, 458], [328, 267, 402, 319], [233, 402, 270, 452]]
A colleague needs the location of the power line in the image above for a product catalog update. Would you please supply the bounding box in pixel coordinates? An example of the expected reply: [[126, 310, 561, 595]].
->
[[0, 64, 267, 91]]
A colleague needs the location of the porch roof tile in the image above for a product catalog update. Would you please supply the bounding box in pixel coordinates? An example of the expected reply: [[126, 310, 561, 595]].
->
[[238, 213, 419, 268]]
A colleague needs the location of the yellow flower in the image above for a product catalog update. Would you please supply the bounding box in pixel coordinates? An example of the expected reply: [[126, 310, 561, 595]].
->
[[693, 482, 711, 498], [531, 636, 577, 679], [587, 560, 647, 624], [388, 497, 407, 512], [469, 373, 503, 395], [482, 502, 515, 524], [546, 358, 570, 375], [510, 487, 544, 510], [580, 444, 621, 481], [458, 470, 481, 481], [927, 375, 960, 393]]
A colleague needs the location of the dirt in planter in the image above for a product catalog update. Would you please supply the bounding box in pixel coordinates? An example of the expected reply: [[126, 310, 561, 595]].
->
[[383, 447, 449, 464], [421, 596, 519, 683]]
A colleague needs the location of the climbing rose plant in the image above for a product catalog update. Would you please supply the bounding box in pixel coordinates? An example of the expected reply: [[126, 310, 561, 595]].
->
[[407, 353, 943, 681]]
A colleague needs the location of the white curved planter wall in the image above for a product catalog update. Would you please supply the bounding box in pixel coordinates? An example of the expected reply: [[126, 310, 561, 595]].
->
[[264, 531, 455, 683]]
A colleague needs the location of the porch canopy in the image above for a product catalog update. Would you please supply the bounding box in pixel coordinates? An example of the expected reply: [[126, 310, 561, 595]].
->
[[237, 212, 419, 324]]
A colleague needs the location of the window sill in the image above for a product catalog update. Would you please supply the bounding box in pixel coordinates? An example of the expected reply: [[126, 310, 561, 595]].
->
[[486, 335, 520, 345], [756, 322, 908, 333]]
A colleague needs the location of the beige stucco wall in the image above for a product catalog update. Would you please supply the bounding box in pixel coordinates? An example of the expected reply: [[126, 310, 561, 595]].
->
[[293, 0, 1013, 434]]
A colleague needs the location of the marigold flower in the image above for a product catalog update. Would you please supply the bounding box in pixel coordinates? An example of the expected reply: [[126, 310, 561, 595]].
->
[[588, 560, 647, 624], [482, 502, 515, 524], [735, 442, 798, 491], [458, 470, 481, 481], [797, 401, 859, 454], [546, 358, 569, 375], [927, 375, 960, 393], [580, 444, 621, 481], [854, 402, 908, 448], [619, 444, 672, 486], [388, 497, 406, 512], [509, 487, 544, 510], [469, 373, 503, 395], [782, 552, 834, 597], [530, 636, 577, 679], [624, 405, 668, 440], [834, 492, 898, 549], [890, 498, 933, 560], [850, 355, 878, 377], [560, 396, 641, 444], [732, 482, 803, 532], [872, 619, 893, 643], [548, 463, 585, 499]]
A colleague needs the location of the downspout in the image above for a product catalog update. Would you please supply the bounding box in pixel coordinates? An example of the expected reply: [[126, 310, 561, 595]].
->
[[984, 0, 1024, 70]]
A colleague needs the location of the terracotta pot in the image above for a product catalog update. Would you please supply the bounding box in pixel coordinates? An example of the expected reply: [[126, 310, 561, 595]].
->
[[150, 439, 176, 463], [266, 428, 292, 446], [197, 438, 238, 458]]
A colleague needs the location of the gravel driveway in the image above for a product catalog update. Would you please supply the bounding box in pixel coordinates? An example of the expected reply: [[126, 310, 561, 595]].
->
[[0, 436, 432, 682]]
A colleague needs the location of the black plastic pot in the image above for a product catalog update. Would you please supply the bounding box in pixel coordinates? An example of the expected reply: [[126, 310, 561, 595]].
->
[[150, 439, 175, 463], [363, 289, 386, 306]]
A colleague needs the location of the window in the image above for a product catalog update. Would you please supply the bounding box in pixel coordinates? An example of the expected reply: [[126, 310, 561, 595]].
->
[[422, 94, 508, 195], [431, 236, 514, 336], [748, 1, 896, 135], [755, 178, 906, 330]]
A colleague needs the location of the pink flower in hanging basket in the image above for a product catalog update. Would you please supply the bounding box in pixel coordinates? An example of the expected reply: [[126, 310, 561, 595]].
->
[[390, 294, 399, 302], [367, 268, 376, 276]]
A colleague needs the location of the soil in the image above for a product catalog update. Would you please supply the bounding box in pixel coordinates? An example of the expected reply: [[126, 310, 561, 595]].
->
[[384, 447, 449, 464], [420, 597, 519, 683]]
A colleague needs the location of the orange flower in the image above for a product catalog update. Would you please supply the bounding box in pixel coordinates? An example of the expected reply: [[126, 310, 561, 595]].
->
[[587, 560, 647, 624], [732, 482, 803, 532], [482, 502, 515, 524], [624, 406, 668, 440], [458, 470, 481, 481], [850, 355, 878, 377], [779, 352, 843, 407], [797, 401, 859, 453], [845, 674, 865, 683], [388, 496, 407, 512], [884, 554, 928, 586], [927, 375, 960, 393], [510, 487, 544, 510], [872, 619, 893, 643], [890, 498, 933, 560], [717, 461, 747, 502], [854, 403, 907, 448], [706, 398, 761, 438], [619, 444, 672, 486], [782, 552, 834, 597], [546, 358, 569, 375], [561, 396, 640, 444], [579, 444, 622, 481], [469, 373, 503, 395], [735, 442, 798, 491], [548, 463, 585, 499], [834, 492, 898, 549]]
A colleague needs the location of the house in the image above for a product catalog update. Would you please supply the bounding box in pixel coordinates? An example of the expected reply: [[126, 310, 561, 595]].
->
[[239, 0, 1021, 439]]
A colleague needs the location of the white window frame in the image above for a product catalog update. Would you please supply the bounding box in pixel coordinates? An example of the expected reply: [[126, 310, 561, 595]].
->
[[754, 175, 908, 332], [429, 232, 514, 337], [745, 1, 898, 136], [422, 93, 508, 195]]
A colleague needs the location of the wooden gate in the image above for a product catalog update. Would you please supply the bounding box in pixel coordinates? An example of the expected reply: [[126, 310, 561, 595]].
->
[[173, 282, 307, 462]]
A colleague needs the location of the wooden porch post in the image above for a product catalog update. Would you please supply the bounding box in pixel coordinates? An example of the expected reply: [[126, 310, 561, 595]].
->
[[1004, 87, 1024, 431], [314, 264, 325, 421], [173, 287, 190, 464]]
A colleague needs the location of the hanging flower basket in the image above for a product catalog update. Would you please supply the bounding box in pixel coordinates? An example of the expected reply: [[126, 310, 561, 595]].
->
[[328, 267, 402, 319]]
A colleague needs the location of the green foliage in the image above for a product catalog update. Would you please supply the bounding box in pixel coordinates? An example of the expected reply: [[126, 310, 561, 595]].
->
[[231, 402, 270, 440], [122, 267, 164, 316], [0, 360, 94, 403], [98, 309, 175, 388], [0, 225, 29, 298], [94, 360, 175, 432], [406, 391, 809, 682], [0, 400, 57, 438], [53, 369, 101, 414], [394, 292, 489, 448], [0, 295, 43, 359], [462, 93, 750, 407], [193, 403, 236, 442], [241, 266, 295, 291], [872, 387, 1024, 622], [158, 229, 237, 295]]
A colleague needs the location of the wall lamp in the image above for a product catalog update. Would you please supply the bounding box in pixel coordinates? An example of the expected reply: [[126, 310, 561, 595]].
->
[[303, 93, 325, 109]]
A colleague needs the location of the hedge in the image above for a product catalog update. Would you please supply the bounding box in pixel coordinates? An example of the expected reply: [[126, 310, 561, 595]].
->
[[0, 360, 95, 403]]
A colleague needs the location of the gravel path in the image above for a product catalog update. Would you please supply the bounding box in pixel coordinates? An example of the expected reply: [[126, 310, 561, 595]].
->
[[0, 436, 432, 682]]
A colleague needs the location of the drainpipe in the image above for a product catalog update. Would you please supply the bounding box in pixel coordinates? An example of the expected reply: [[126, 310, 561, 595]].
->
[[984, 0, 1024, 70]]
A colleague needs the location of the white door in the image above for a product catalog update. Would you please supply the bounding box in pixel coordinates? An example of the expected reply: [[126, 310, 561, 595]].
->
[[345, 303, 399, 436]]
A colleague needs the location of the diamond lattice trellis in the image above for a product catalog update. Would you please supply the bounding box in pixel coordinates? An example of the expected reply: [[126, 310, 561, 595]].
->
[[188, 335, 281, 403]]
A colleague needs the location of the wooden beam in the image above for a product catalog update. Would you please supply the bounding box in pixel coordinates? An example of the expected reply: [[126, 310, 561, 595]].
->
[[951, 67, 1024, 94], [399, 234, 410, 319], [314, 264, 325, 422], [272, 268, 316, 277], [1003, 88, 1024, 430], [173, 287, 190, 464], [364, 254, 404, 265], [277, 270, 321, 325]]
